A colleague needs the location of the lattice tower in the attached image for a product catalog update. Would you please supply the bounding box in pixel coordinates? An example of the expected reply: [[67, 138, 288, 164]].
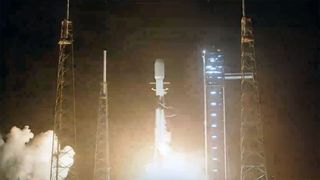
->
[[240, 1, 269, 179], [50, 0, 78, 179], [93, 50, 111, 180]]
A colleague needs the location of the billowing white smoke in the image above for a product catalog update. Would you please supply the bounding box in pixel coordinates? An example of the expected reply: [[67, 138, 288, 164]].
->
[[0, 126, 75, 180]]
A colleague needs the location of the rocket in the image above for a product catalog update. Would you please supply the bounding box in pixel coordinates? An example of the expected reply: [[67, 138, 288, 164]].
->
[[103, 50, 107, 94], [154, 59, 165, 97], [153, 59, 171, 160]]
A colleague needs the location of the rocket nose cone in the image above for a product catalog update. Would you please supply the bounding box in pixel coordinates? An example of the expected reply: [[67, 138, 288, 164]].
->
[[155, 59, 165, 79]]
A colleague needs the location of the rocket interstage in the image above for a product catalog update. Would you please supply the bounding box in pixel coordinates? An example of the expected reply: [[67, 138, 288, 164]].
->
[[152, 59, 171, 161]]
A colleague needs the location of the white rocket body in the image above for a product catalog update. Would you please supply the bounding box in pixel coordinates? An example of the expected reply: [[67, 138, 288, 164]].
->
[[153, 59, 171, 160], [103, 50, 107, 94], [154, 59, 165, 97]]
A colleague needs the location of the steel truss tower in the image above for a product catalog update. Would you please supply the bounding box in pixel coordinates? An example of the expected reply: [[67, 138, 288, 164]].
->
[[202, 48, 227, 180], [50, 0, 78, 179], [240, 1, 268, 179], [93, 50, 111, 180]]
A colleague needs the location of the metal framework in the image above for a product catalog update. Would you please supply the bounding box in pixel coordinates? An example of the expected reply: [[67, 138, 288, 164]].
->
[[50, 0, 78, 179], [240, 12, 269, 180], [93, 50, 111, 180], [202, 49, 227, 180]]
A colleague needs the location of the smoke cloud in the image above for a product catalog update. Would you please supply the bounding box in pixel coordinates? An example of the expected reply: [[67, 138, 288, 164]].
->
[[0, 126, 75, 180]]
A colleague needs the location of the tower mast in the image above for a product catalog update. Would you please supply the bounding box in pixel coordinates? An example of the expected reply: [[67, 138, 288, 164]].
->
[[202, 48, 227, 180], [50, 0, 78, 179], [93, 50, 111, 180], [240, 0, 268, 179]]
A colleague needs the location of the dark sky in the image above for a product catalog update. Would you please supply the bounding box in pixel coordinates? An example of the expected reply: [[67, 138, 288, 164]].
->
[[1, 0, 320, 179]]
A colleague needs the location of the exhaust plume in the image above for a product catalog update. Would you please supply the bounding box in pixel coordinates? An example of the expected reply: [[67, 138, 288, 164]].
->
[[143, 151, 205, 180], [0, 126, 75, 180]]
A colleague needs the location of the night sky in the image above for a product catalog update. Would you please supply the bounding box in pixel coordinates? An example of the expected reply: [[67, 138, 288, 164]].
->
[[1, 0, 320, 179]]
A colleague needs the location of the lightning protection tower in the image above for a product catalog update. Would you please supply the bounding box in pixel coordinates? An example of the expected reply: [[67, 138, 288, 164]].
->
[[240, 0, 268, 179], [50, 0, 78, 179], [93, 50, 111, 180]]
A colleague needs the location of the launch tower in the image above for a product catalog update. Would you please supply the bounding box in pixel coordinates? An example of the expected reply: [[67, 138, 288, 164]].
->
[[50, 0, 78, 179], [240, 0, 269, 179], [202, 48, 227, 180], [93, 50, 111, 180]]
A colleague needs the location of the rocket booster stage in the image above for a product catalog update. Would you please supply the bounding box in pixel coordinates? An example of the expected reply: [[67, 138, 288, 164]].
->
[[153, 59, 171, 160], [154, 59, 165, 97]]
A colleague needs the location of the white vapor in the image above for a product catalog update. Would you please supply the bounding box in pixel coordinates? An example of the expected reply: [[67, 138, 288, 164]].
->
[[0, 126, 75, 180]]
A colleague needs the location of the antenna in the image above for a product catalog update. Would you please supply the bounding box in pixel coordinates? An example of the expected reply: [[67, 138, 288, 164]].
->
[[67, 0, 70, 20], [242, 0, 246, 17]]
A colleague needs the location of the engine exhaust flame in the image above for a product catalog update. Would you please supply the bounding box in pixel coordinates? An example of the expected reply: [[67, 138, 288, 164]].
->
[[143, 151, 205, 180]]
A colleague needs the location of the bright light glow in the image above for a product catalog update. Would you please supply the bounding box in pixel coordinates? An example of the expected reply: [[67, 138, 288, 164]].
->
[[203, 50, 206, 54], [211, 113, 217, 117], [210, 91, 217, 95], [212, 146, 218, 150], [211, 124, 217, 128], [147, 107, 205, 180], [211, 102, 217, 106], [212, 135, 217, 139], [206, 66, 216, 70], [209, 58, 215, 62], [155, 108, 171, 157], [212, 157, 218, 161], [143, 152, 205, 180]]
